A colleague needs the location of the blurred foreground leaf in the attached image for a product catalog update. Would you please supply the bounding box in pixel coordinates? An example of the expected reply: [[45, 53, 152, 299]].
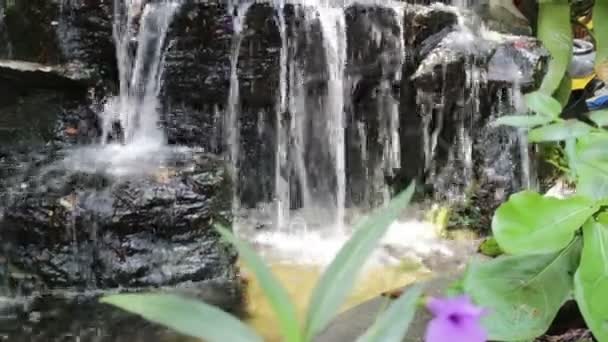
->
[[101, 293, 262, 342]]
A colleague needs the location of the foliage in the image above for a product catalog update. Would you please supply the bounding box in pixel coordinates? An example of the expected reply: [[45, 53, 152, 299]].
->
[[102, 183, 427, 342], [477, 237, 503, 257], [459, 1, 608, 340]]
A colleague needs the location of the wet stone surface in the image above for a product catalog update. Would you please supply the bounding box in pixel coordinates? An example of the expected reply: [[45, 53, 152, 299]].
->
[[0, 148, 237, 292]]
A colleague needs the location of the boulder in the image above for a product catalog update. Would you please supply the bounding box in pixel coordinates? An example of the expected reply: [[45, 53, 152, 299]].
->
[[0, 148, 237, 292]]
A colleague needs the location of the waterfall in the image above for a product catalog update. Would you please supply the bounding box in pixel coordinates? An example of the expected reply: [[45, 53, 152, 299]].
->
[[317, 6, 347, 232], [274, 0, 290, 231], [231, 1, 408, 235], [57, 0, 181, 177], [225, 2, 253, 223], [280, 2, 348, 233], [105, 0, 179, 146]]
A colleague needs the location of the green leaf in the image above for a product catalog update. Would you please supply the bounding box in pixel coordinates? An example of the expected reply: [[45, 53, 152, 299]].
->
[[492, 191, 598, 255], [528, 120, 593, 142], [464, 240, 581, 341], [100, 293, 262, 342], [578, 166, 608, 201], [576, 133, 608, 200], [553, 75, 572, 108], [445, 277, 465, 297], [478, 237, 504, 257], [304, 182, 416, 340], [215, 225, 302, 342], [577, 133, 608, 165], [524, 91, 562, 118], [537, 0, 572, 95], [574, 218, 608, 342], [588, 110, 608, 127], [594, 0, 608, 69], [491, 114, 554, 128], [565, 138, 579, 178], [356, 284, 423, 342]]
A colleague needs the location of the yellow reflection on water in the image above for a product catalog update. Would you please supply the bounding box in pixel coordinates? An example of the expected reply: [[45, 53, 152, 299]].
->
[[244, 261, 430, 341]]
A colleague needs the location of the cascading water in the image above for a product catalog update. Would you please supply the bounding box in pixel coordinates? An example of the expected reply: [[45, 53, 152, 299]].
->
[[226, 2, 253, 232], [61, 0, 181, 177], [231, 1, 352, 235], [274, 0, 290, 231], [233, 0, 410, 239], [107, 0, 179, 146]]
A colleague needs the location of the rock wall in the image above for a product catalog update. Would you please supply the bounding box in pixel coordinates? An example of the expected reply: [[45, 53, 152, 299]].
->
[[0, 0, 548, 293], [1, 1, 546, 198]]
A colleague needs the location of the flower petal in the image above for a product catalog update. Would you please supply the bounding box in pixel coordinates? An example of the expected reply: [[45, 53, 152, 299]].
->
[[426, 295, 485, 318], [425, 316, 487, 342]]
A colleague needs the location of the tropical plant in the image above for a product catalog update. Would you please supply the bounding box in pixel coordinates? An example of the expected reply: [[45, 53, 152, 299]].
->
[[101, 183, 431, 342], [456, 1, 608, 341]]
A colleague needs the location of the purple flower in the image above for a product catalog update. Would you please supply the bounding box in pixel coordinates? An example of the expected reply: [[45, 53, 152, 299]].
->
[[424, 295, 487, 342]]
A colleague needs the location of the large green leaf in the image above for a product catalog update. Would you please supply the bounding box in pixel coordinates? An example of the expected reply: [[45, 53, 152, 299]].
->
[[464, 240, 581, 341], [492, 191, 598, 255], [574, 217, 608, 342], [524, 91, 562, 119], [528, 120, 593, 142], [576, 133, 608, 200], [356, 284, 423, 342], [216, 225, 302, 342], [304, 183, 415, 341], [576, 133, 608, 165], [577, 165, 608, 201], [100, 293, 262, 342], [537, 0, 572, 95], [594, 0, 608, 71], [491, 114, 554, 128]]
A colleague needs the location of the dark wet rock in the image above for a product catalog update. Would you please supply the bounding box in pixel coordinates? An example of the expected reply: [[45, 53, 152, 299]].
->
[[0, 80, 99, 147], [477, 1, 533, 36], [0, 149, 237, 292], [401, 13, 547, 220], [0, 0, 62, 64], [0, 0, 114, 81], [0, 282, 244, 342], [487, 38, 548, 86], [159, 2, 279, 207]]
